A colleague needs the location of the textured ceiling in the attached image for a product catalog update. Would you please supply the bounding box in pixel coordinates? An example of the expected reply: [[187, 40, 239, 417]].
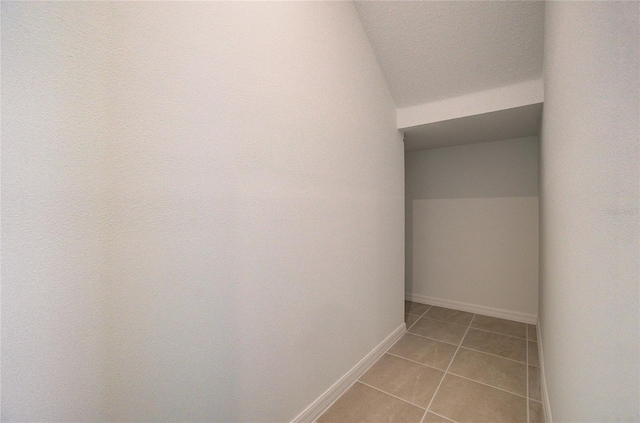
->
[[354, 1, 544, 108]]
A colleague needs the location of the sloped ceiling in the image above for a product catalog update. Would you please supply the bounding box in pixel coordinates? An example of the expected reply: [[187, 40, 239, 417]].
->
[[403, 103, 542, 151], [354, 1, 544, 108]]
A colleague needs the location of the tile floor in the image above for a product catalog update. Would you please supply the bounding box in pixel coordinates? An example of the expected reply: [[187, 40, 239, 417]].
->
[[317, 301, 545, 423]]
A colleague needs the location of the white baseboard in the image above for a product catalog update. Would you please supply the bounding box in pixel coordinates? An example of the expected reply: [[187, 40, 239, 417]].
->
[[537, 321, 553, 423], [406, 293, 537, 324], [290, 323, 406, 423]]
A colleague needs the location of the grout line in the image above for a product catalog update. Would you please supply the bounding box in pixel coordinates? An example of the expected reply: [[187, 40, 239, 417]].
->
[[410, 306, 430, 328], [445, 372, 528, 400], [416, 316, 471, 329], [407, 320, 418, 331], [526, 324, 530, 423], [385, 352, 447, 373], [417, 302, 529, 338], [406, 304, 432, 331], [385, 351, 528, 399], [407, 307, 431, 331], [410, 304, 530, 421], [457, 346, 527, 365], [423, 313, 475, 421], [404, 331, 461, 348], [467, 326, 528, 340], [423, 317, 475, 327], [356, 381, 426, 411], [406, 303, 432, 317], [408, 304, 432, 318], [426, 410, 461, 423], [418, 307, 475, 328]]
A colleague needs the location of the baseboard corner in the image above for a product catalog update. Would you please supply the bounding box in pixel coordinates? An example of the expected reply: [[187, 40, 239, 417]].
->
[[405, 293, 537, 325]]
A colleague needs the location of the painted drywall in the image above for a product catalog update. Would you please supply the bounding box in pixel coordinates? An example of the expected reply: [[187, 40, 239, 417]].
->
[[109, 2, 403, 422], [403, 103, 542, 151], [2, 2, 404, 422], [397, 79, 543, 130], [406, 137, 539, 320], [1, 3, 111, 421], [539, 2, 639, 421]]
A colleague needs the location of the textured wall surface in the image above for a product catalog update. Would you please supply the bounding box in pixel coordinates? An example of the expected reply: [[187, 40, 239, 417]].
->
[[539, 2, 639, 421], [2, 2, 405, 422], [2, 3, 112, 421], [106, 3, 404, 421], [406, 137, 539, 319], [397, 80, 544, 130]]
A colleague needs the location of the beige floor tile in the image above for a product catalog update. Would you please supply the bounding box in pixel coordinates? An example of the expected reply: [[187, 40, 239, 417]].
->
[[527, 324, 538, 342], [471, 315, 526, 339], [405, 301, 430, 316], [317, 382, 424, 423], [461, 328, 527, 362], [448, 347, 527, 396], [528, 365, 541, 401], [424, 306, 474, 326], [408, 318, 467, 345], [529, 400, 545, 423], [430, 374, 527, 423], [387, 334, 457, 371], [422, 412, 456, 423], [405, 314, 420, 329], [359, 354, 443, 408], [528, 341, 539, 367]]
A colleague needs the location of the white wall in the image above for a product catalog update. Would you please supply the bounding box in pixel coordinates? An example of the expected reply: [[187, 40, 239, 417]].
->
[[397, 80, 543, 129], [2, 2, 405, 422], [2, 3, 112, 421], [539, 2, 639, 421], [406, 137, 539, 321]]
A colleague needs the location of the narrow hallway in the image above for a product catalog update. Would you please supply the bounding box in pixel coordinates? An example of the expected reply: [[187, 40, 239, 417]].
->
[[3, 2, 637, 421], [318, 301, 543, 423]]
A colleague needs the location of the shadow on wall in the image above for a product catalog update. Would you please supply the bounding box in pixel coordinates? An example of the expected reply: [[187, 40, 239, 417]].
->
[[404, 136, 540, 319]]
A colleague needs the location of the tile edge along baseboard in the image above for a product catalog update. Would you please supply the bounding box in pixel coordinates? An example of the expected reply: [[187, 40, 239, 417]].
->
[[537, 320, 554, 423], [290, 322, 407, 423], [406, 293, 538, 325]]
